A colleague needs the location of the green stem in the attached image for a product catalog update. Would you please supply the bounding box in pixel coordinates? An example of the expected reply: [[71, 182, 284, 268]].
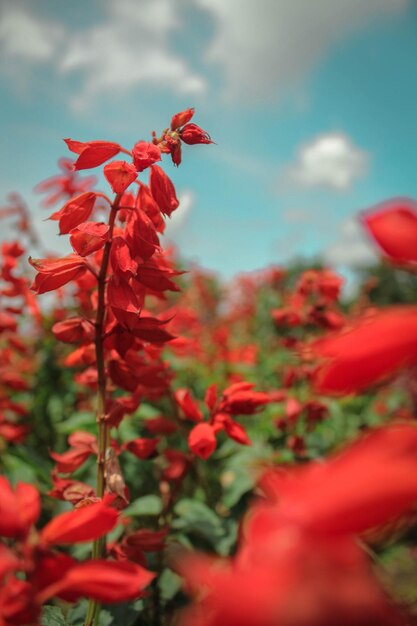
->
[[84, 194, 121, 626]]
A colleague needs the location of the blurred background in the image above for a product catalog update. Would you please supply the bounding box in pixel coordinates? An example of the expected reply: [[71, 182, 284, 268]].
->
[[1, 0, 417, 284]]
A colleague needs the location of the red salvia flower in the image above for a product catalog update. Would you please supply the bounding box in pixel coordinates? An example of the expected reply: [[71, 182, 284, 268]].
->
[[171, 108, 195, 131], [29, 255, 87, 294], [132, 141, 161, 172], [104, 160, 137, 194], [362, 197, 417, 264], [311, 306, 417, 395], [70, 221, 110, 256], [180, 123, 213, 145], [65, 139, 122, 170], [149, 165, 179, 217], [49, 191, 97, 234], [40, 497, 118, 546]]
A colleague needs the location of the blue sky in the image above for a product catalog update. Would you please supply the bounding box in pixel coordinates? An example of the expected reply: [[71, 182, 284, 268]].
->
[[1, 0, 416, 282]]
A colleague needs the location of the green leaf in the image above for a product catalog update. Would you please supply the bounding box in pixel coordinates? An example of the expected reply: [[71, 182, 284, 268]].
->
[[159, 568, 182, 601], [123, 495, 163, 517], [67, 601, 112, 626], [56, 411, 95, 435], [41, 605, 67, 626], [172, 499, 224, 547]]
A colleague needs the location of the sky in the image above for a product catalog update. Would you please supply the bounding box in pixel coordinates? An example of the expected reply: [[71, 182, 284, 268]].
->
[[1, 0, 417, 285]]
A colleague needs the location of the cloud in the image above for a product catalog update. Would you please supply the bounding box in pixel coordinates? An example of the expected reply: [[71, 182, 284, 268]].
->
[[194, 0, 408, 100], [324, 216, 377, 267], [282, 133, 369, 191], [0, 4, 63, 63], [60, 0, 206, 110], [282, 208, 314, 223], [163, 189, 195, 238], [0, 0, 205, 110]]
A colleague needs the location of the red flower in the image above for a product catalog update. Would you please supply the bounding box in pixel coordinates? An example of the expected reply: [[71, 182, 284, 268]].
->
[[311, 306, 417, 395], [65, 139, 122, 170], [219, 382, 270, 415], [104, 160, 137, 194], [29, 255, 87, 294], [251, 423, 417, 539], [149, 165, 179, 217], [124, 437, 159, 460], [362, 198, 417, 263], [50, 431, 97, 473], [49, 191, 97, 234], [132, 141, 161, 172], [0, 477, 40, 538], [38, 560, 154, 604], [171, 108, 195, 131], [40, 497, 118, 546], [52, 317, 95, 344], [188, 423, 217, 459], [175, 388, 203, 422], [69, 221, 110, 256], [180, 123, 212, 145]]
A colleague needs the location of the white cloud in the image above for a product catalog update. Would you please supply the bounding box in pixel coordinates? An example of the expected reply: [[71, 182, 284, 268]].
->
[[283, 133, 369, 191], [0, 4, 63, 63], [282, 208, 314, 223], [194, 0, 408, 100], [324, 216, 377, 267], [163, 189, 195, 238], [60, 0, 206, 110]]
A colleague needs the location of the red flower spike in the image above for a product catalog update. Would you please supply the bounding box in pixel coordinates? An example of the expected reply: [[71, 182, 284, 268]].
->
[[38, 560, 155, 604], [171, 108, 195, 130], [29, 255, 87, 294], [49, 191, 97, 234], [149, 165, 179, 217], [188, 423, 217, 459], [64, 139, 122, 170], [180, 123, 213, 145], [40, 498, 118, 546], [124, 437, 159, 460], [132, 141, 161, 172], [362, 198, 417, 264], [104, 160, 138, 194], [70, 221, 109, 257], [311, 306, 417, 395]]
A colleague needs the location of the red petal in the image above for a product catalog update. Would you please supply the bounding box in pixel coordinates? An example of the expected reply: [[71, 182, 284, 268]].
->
[[311, 306, 417, 395], [73, 141, 122, 170], [104, 160, 137, 194], [362, 198, 417, 263], [188, 423, 216, 459], [40, 499, 118, 546], [49, 192, 97, 234]]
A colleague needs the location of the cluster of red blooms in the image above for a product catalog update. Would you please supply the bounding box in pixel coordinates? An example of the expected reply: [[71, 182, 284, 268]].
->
[[272, 268, 345, 332], [17, 109, 280, 624], [3, 100, 417, 626], [0, 478, 153, 624], [178, 423, 417, 626], [309, 198, 417, 396], [175, 382, 272, 459], [0, 232, 42, 449]]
